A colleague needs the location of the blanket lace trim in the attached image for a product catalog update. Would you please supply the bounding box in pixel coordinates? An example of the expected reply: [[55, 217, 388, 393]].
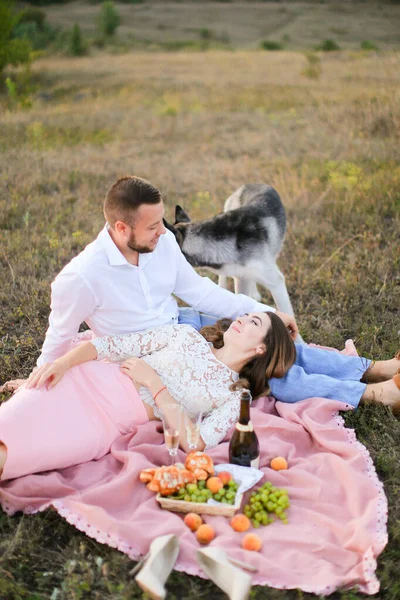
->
[[0, 405, 388, 596]]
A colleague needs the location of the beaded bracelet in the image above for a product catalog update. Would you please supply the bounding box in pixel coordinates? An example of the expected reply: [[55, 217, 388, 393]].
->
[[153, 385, 167, 402]]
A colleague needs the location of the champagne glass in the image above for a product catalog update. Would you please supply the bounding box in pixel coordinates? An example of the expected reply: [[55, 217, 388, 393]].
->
[[160, 403, 183, 464], [184, 409, 203, 451]]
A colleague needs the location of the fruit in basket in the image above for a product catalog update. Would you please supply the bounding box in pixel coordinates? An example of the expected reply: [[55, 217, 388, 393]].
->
[[242, 533, 262, 552], [270, 456, 288, 471], [184, 513, 203, 532], [185, 451, 214, 480], [217, 471, 233, 485], [230, 514, 251, 532], [196, 524, 216, 545], [206, 477, 223, 494], [139, 465, 196, 496]]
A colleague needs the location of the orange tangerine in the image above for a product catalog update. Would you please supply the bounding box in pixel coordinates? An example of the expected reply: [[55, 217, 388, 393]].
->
[[184, 513, 203, 532], [196, 524, 216, 545], [206, 476, 223, 494], [230, 514, 251, 532], [270, 456, 288, 471], [242, 533, 262, 552]]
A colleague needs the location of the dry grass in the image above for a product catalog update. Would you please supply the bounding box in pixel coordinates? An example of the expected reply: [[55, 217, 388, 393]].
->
[[0, 43, 400, 599]]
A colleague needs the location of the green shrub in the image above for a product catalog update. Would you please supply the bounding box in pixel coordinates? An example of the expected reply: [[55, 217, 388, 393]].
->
[[199, 28, 212, 41], [13, 21, 58, 50], [0, 1, 32, 74], [69, 23, 87, 56], [361, 40, 379, 51], [260, 40, 284, 51], [315, 39, 340, 51], [18, 7, 46, 29], [98, 1, 120, 37]]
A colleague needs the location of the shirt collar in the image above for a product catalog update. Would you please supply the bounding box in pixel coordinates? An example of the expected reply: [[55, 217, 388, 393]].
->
[[98, 225, 130, 266], [98, 224, 155, 268]]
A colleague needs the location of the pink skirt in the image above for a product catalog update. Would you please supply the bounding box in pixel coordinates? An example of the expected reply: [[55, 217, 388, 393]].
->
[[0, 361, 149, 480]]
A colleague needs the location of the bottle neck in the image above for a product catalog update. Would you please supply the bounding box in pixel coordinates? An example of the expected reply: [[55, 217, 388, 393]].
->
[[238, 393, 251, 425]]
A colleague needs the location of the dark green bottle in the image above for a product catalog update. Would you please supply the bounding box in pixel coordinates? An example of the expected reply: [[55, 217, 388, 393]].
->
[[229, 390, 260, 468]]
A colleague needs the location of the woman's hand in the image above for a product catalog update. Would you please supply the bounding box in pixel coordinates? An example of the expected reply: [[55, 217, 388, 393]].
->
[[26, 359, 69, 390], [120, 357, 161, 391]]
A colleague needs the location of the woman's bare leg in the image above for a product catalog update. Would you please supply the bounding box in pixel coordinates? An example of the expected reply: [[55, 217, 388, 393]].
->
[[0, 443, 7, 477], [363, 357, 400, 383]]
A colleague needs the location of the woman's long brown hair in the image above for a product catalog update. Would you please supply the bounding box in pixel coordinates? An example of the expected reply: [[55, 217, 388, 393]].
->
[[200, 312, 296, 399]]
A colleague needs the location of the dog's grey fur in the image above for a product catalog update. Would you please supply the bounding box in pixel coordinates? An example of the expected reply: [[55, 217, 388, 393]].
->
[[165, 184, 297, 318]]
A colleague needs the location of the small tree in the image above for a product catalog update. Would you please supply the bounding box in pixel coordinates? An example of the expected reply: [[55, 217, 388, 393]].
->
[[0, 1, 31, 74], [70, 23, 87, 56], [98, 1, 120, 38]]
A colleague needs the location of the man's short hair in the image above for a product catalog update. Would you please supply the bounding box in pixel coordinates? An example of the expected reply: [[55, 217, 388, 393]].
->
[[104, 176, 162, 227]]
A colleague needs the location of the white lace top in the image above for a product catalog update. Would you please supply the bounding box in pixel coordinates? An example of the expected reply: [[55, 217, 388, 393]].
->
[[91, 324, 242, 449]]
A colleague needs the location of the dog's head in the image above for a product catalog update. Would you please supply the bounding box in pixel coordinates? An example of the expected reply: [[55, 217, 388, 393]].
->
[[163, 205, 191, 248]]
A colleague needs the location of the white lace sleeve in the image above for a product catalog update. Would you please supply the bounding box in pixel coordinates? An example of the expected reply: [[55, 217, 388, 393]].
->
[[91, 324, 176, 362], [200, 391, 242, 450]]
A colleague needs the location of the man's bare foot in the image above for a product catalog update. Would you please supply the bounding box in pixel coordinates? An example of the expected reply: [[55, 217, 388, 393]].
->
[[0, 379, 27, 394], [363, 356, 400, 383]]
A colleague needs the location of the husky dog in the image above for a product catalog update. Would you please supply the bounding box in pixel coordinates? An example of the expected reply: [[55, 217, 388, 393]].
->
[[165, 184, 297, 318]]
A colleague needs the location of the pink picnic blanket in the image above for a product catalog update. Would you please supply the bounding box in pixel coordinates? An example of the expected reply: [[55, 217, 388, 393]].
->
[[0, 392, 387, 595]]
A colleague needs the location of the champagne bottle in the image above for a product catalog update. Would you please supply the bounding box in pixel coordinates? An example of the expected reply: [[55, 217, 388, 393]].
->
[[229, 390, 260, 468]]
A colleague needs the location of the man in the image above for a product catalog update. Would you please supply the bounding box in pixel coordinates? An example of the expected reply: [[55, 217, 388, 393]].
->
[[2, 176, 298, 389]]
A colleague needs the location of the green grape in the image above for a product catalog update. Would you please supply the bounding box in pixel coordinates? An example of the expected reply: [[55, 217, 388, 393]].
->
[[275, 506, 283, 516], [278, 496, 287, 506], [228, 479, 236, 488], [266, 501, 275, 512], [186, 483, 197, 494], [184, 494, 191, 502], [261, 514, 269, 525], [213, 493, 221, 502], [191, 494, 199, 503], [178, 487, 186, 496], [252, 519, 261, 529], [226, 491, 235, 500], [261, 493, 269, 505], [219, 488, 226, 497], [205, 489, 213, 499], [221, 498, 230, 504], [198, 480, 206, 489], [250, 496, 256, 504]]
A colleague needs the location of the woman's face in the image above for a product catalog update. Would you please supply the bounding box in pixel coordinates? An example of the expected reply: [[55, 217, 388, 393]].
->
[[224, 312, 271, 355]]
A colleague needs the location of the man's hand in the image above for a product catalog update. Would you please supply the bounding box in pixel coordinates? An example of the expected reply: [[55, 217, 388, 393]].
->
[[275, 311, 300, 341], [0, 378, 27, 394]]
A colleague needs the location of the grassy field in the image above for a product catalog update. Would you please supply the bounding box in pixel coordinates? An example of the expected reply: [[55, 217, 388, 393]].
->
[[43, 1, 400, 50], [1, 6, 400, 598]]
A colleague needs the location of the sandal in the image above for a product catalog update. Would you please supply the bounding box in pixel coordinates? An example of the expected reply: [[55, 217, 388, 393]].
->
[[197, 546, 253, 600], [134, 534, 180, 600]]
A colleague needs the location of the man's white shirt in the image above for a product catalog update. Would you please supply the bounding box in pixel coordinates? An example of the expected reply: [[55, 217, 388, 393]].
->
[[38, 226, 275, 365]]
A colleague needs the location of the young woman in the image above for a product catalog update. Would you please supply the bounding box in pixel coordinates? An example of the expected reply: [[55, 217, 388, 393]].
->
[[0, 312, 399, 481], [0, 312, 295, 481]]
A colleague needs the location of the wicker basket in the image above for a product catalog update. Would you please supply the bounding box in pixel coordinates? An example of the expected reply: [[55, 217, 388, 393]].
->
[[156, 490, 243, 517]]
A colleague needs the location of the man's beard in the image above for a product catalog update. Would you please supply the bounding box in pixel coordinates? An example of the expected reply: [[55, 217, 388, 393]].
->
[[127, 232, 156, 254]]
